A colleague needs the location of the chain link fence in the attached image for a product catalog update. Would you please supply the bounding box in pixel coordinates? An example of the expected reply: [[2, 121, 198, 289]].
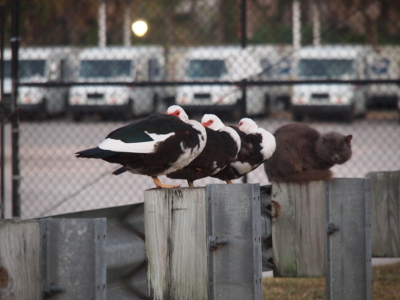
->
[[1, 0, 399, 219]]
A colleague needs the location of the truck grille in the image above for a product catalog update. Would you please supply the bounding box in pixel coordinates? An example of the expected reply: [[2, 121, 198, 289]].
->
[[87, 93, 104, 99], [194, 93, 211, 100], [311, 93, 329, 100]]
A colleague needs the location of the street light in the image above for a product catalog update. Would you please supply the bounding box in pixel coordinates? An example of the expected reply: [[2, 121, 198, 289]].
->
[[131, 20, 148, 37]]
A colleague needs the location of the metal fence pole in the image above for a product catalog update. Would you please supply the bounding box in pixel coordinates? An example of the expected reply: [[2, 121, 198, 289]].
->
[[98, 0, 106, 48], [0, 3, 5, 219], [240, 0, 247, 49], [240, 0, 247, 118], [240, 0, 248, 182], [11, 0, 20, 218]]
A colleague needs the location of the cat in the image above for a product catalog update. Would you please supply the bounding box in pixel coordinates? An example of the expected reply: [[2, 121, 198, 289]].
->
[[264, 123, 352, 183]]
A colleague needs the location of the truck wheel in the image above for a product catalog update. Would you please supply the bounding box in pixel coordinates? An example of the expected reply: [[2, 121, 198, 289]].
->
[[293, 112, 303, 122], [124, 99, 134, 120], [72, 113, 83, 122], [344, 110, 354, 123], [38, 98, 48, 120], [231, 102, 243, 120], [344, 105, 355, 123], [264, 95, 271, 117], [152, 94, 159, 112]]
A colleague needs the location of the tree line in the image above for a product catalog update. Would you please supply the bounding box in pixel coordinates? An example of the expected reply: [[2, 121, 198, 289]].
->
[[0, 0, 399, 47]]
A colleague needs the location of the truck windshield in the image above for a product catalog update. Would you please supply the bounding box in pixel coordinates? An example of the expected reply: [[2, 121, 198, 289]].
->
[[298, 59, 354, 78], [19, 60, 46, 79], [3, 61, 11, 78], [186, 59, 228, 79], [80, 60, 132, 79]]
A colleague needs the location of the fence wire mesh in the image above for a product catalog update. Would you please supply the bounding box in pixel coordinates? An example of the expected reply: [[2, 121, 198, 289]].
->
[[0, 0, 399, 219]]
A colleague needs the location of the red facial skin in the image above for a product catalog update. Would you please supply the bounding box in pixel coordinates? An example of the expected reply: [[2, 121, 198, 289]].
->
[[168, 110, 181, 118], [202, 120, 214, 127]]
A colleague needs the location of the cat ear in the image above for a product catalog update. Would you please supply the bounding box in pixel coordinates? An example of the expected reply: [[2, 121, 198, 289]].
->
[[345, 135, 353, 144]]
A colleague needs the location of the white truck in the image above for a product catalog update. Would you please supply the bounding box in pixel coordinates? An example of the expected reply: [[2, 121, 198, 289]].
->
[[291, 45, 369, 122], [174, 46, 266, 118], [3, 47, 76, 118], [68, 46, 166, 121], [366, 46, 400, 109]]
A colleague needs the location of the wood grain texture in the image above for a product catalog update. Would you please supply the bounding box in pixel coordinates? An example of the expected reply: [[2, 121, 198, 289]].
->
[[0, 220, 41, 299], [367, 171, 400, 257], [144, 188, 208, 300], [271, 181, 326, 277]]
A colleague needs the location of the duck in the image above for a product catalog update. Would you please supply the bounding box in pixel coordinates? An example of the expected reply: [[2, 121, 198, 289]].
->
[[212, 117, 276, 183], [75, 113, 207, 188], [167, 112, 241, 187], [111, 105, 191, 176]]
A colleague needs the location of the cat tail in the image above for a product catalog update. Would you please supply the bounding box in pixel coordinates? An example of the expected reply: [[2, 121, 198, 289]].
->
[[271, 169, 333, 183]]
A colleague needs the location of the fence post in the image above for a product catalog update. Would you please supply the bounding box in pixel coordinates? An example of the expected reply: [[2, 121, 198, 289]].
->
[[271, 178, 372, 299], [272, 181, 326, 277], [1, 218, 111, 299], [144, 188, 208, 300], [366, 171, 400, 257], [144, 184, 262, 300], [0, 220, 41, 299]]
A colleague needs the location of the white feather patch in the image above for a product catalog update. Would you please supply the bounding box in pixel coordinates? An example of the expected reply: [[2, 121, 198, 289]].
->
[[259, 131, 276, 160], [231, 161, 253, 175], [98, 131, 175, 154]]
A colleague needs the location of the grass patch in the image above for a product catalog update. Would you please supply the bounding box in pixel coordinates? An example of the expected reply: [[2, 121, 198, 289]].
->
[[262, 262, 400, 300]]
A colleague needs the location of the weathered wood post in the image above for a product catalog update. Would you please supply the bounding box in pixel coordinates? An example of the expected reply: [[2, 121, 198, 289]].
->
[[144, 184, 262, 300], [0, 220, 41, 299], [272, 178, 371, 300], [0, 218, 108, 300], [366, 171, 400, 257], [271, 181, 326, 277], [144, 188, 208, 300]]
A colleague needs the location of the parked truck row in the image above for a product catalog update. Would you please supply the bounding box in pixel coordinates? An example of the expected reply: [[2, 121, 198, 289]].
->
[[1, 45, 400, 121]]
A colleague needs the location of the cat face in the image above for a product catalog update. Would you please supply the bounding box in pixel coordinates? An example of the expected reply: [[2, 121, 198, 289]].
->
[[316, 132, 352, 165]]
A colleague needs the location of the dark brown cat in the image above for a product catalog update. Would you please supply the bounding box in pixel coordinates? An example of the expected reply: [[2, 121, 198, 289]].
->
[[264, 123, 352, 183]]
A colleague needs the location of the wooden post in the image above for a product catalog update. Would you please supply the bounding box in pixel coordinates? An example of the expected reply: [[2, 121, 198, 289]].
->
[[272, 178, 372, 299], [271, 181, 326, 277], [0, 220, 41, 299], [144, 184, 262, 300], [0, 218, 108, 299], [367, 171, 400, 257], [144, 188, 208, 300]]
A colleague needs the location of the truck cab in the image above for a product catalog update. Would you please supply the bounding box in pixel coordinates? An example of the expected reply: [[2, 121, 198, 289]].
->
[[175, 46, 266, 117], [291, 46, 369, 122], [3, 47, 75, 118], [68, 46, 165, 121]]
